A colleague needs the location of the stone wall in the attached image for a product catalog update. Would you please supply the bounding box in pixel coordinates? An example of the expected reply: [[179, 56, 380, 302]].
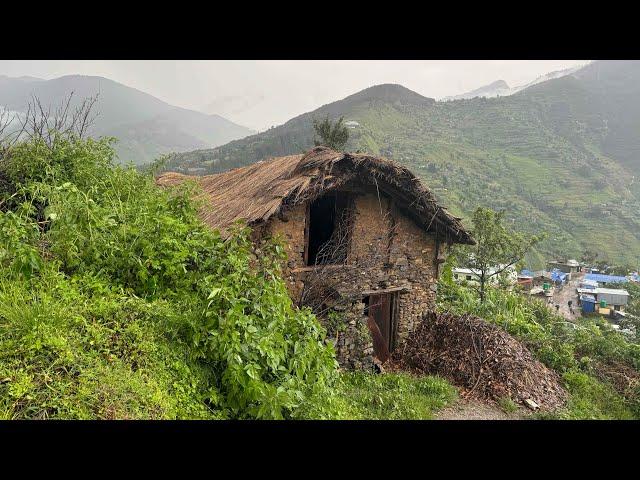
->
[[255, 203, 308, 302], [327, 301, 375, 371], [259, 189, 443, 369]]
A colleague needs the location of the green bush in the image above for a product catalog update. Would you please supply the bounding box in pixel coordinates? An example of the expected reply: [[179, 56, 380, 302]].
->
[[0, 210, 43, 278], [543, 370, 634, 420], [0, 133, 338, 419], [0, 271, 216, 419]]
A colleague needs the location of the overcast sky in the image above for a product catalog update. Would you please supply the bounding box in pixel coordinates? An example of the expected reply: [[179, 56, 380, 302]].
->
[[0, 60, 588, 131]]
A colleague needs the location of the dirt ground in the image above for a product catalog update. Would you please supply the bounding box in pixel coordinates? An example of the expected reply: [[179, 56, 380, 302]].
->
[[548, 271, 583, 321], [435, 399, 531, 420]]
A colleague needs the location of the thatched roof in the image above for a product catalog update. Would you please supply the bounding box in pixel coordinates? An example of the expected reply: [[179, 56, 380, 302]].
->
[[156, 147, 475, 245]]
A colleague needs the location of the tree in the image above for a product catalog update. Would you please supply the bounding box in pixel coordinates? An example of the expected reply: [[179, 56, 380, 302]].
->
[[580, 249, 598, 266], [461, 207, 544, 303], [312, 116, 349, 151]]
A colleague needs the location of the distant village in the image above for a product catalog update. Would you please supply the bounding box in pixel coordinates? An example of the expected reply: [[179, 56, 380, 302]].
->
[[453, 258, 639, 337]]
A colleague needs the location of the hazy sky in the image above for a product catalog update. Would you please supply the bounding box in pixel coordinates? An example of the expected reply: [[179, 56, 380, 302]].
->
[[0, 60, 588, 131]]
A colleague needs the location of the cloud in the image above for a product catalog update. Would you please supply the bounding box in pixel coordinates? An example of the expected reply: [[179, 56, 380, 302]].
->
[[0, 60, 588, 131]]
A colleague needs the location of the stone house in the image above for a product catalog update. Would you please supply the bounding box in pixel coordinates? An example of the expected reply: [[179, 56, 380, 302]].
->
[[157, 147, 475, 369]]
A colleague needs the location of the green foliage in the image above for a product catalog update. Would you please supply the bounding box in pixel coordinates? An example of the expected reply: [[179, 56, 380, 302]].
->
[[461, 207, 544, 301], [44, 170, 212, 297], [498, 396, 519, 414], [2, 135, 114, 189], [0, 133, 338, 419], [538, 370, 634, 420], [185, 232, 338, 419], [620, 281, 640, 342], [0, 272, 217, 419], [323, 309, 348, 337], [312, 116, 349, 151], [298, 372, 457, 420], [0, 210, 43, 279]]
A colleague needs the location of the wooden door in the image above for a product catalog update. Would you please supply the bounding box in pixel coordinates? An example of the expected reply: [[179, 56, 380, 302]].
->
[[367, 293, 394, 362]]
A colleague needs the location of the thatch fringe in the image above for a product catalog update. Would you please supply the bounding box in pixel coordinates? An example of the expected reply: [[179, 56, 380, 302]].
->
[[156, 146, 475, 244]]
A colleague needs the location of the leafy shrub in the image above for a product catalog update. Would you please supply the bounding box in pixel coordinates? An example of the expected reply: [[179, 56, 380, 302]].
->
[[2, 135, 113, 189], [0, 133, 338, 419], [542, 370, 634, 420], [185, 232, 338, 419], [0, 210, 43, 278]]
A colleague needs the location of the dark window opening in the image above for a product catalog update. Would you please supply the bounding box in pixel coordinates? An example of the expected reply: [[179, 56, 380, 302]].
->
[[363, 295, 370, 316], [306, 192, 352, 266]]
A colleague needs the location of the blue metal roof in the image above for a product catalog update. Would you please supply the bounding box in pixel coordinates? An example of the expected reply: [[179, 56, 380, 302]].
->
[[550, 269, 567, 282], [520, 269, 534, 277], [584, 273, 628, 284]]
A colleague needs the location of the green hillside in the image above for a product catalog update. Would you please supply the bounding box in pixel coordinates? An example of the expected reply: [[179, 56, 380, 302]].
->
[[164, 62, 640, 268], [0, 75, 254, 165]]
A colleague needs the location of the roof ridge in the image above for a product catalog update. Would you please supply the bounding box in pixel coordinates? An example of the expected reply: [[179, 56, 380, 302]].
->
[[156, 148, 475, 244]]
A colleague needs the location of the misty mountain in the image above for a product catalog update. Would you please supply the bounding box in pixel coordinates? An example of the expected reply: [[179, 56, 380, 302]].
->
[[442, 63, 588, 101], [0, 74, 254, 164], [164, 61, 640, 267], [202, 92, 269, 131], [442, 80, 511, 101]]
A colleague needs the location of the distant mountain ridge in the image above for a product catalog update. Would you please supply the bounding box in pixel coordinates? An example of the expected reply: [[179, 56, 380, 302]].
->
[[164, 61, 640, 268], [442, 79, 511, 101], [0, 74, 254, 165], [442, 63, 589, 101]]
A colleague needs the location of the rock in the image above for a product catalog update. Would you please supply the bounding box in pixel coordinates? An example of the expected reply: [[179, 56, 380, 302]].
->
[[395, 256, 409, 267], [373, 359, 385, 374], [524, 399, 540, 410]]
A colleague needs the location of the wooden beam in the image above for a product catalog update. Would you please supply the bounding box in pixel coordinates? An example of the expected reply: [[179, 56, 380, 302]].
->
[[360, 285, 412, 296]]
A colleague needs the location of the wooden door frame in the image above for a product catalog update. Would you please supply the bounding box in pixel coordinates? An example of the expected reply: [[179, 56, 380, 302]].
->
[[366, 291, 399, 357], [389, 293, 399, 352]]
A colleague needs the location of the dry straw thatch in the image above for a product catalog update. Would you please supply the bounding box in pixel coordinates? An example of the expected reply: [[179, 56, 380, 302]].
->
[[156, 146, 475, 244]]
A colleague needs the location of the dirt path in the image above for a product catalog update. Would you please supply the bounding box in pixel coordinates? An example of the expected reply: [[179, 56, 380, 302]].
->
[[549, 271, 583, 321], [435, 399, 530, 420]]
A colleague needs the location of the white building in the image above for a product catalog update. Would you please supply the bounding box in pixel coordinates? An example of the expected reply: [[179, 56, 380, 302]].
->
[[452, 265, 517, 286], [594, 288, 629, 310]]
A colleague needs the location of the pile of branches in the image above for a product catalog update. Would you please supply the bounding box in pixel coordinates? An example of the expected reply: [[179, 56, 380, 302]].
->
[[390, 310, 567, 411], [593, 360, 640, 398]]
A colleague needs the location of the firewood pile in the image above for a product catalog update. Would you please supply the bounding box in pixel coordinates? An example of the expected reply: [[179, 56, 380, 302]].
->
[[594, 360, 640, 396], [390, 310, 568, 411]]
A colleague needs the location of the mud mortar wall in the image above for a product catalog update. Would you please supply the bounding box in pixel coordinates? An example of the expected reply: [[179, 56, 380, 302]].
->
[[259, 191, 442, 369]]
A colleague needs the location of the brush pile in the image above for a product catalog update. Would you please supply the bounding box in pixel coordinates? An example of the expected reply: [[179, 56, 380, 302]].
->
[[390, 310, 567, 411]]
